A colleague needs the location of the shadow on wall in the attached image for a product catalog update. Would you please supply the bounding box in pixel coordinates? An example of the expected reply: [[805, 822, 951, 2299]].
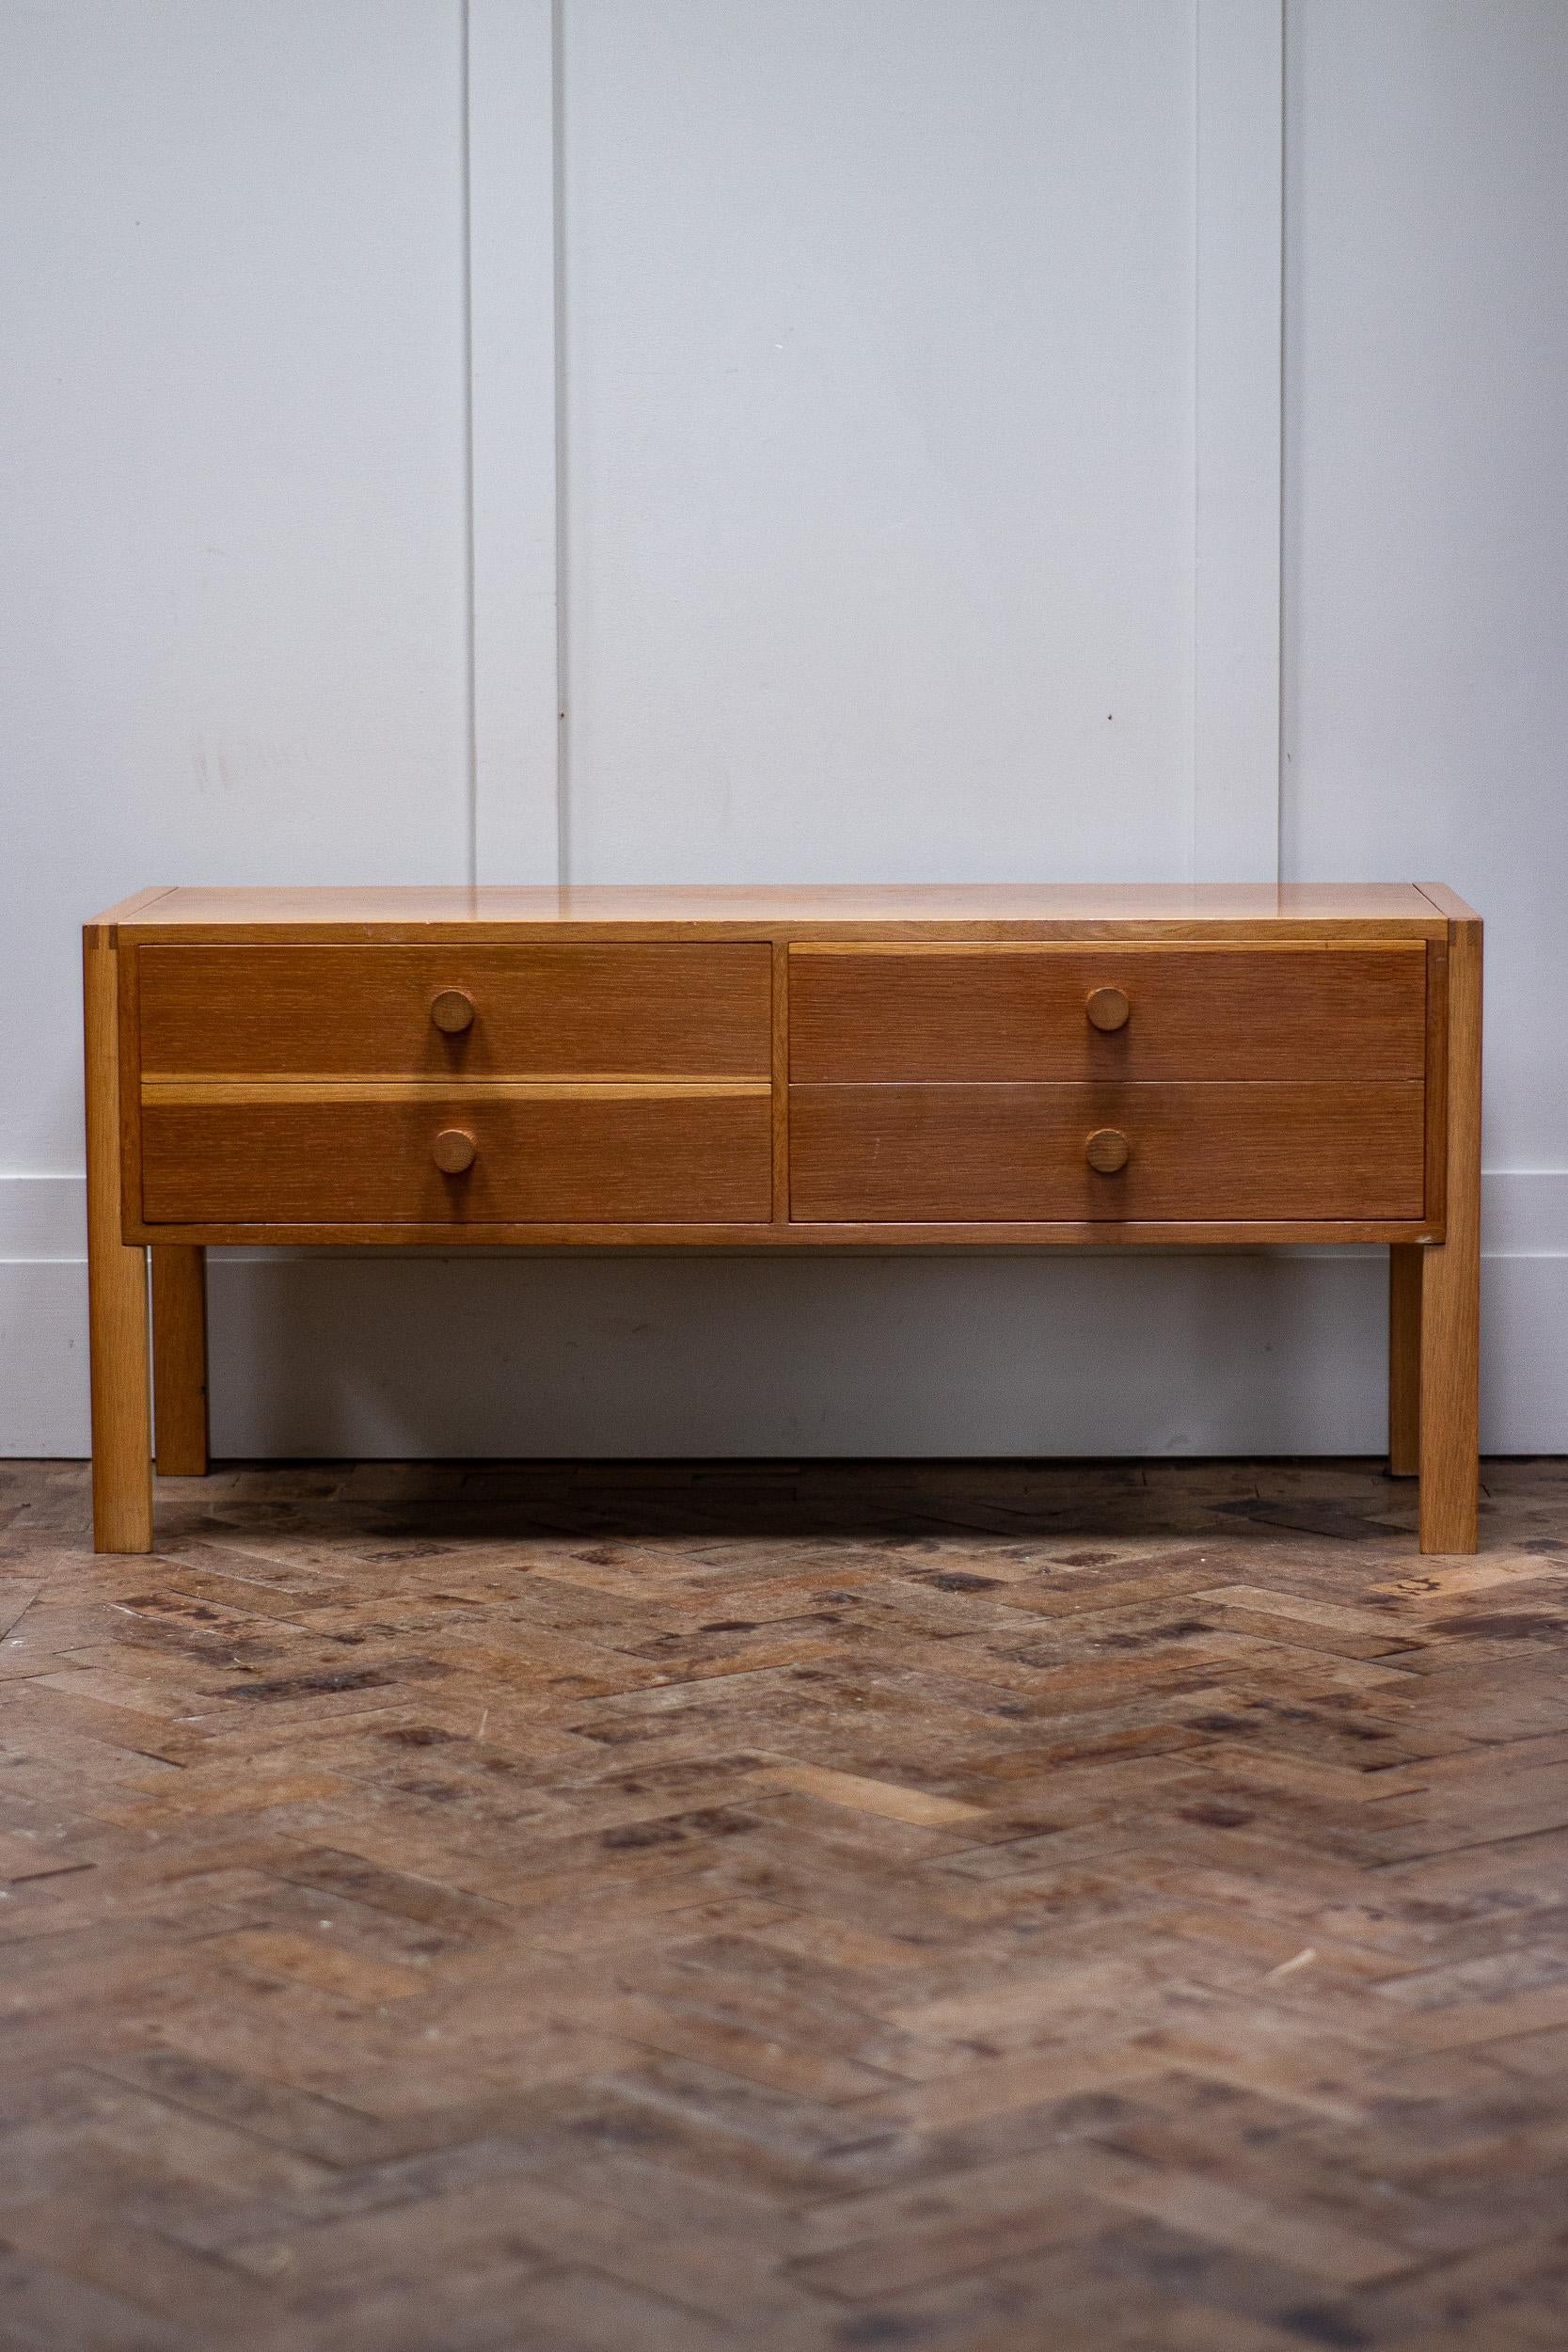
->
[[210, 1249, 1389, 1462]]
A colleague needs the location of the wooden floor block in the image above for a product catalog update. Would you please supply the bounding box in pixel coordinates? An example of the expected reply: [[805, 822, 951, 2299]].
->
[[0, 1453, 1559, 2349]]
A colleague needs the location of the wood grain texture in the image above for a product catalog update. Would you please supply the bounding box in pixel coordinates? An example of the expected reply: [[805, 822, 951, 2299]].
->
[[121, 1215, 1445, 1249], [428, 986, 476, 1034], [141, 1076, 770, 1105], [140, 1096, 773, 1225], [1, 1451, 1561, 2350], [150, 1246, 209, 1478], [1388, 1245, 1423, 1479], [1423, 936, 1450, 1242], [115, 930, 145, 1234], [82, 940, 152, 1552], [791, 1084, 1427, 1224], [137, 943, 772, 1077], [1085, 983, 1132, 1032], [81, 883, 177, 945], [1414, 881, 1485, 922], [789, 945, 1428, 1083], [770, 939, 790, 1223], [91, 881, 1449, 942], [1085, 1127, 1132, 1175], [430, 1128, 478, 1176], [1419, 917, 1483, 1553]]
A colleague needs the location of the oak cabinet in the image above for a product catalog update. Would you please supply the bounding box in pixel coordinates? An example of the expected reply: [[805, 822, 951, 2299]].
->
[[83, 883, 1481, 1557]]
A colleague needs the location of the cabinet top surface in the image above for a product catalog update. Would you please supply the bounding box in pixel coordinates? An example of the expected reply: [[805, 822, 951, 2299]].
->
[[90, 882, 1473, 943]]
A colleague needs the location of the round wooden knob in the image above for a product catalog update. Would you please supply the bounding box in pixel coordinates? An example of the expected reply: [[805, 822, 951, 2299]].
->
[[1085, 986, 1131, 1033], [430, 989, 475, 1035], [1085, 1128, 1130, 1175], [432, 1128, 477, 1175]]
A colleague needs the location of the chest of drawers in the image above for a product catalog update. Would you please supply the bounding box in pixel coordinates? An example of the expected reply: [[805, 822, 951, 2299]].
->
[[83, 883, 1481, 1556]]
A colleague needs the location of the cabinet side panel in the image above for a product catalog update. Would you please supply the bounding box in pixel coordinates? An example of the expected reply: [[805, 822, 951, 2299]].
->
[[1424, 936, 1449, 1240], [117, 946, 145, 1234]]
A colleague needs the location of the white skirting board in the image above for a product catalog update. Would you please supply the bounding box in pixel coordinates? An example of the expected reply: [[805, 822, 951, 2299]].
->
[[4, 1172, 1566, 1458]]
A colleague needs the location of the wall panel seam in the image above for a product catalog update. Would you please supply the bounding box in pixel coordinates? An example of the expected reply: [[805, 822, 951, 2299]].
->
[[466, 0, 562, 884], [1193, 0, 1286, 885]]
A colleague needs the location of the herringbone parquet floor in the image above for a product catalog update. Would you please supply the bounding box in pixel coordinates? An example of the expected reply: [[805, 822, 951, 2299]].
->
[[4, 1456, 1568, 2352]]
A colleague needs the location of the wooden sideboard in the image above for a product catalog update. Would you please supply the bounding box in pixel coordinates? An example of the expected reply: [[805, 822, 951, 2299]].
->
[[83, 883, 1481, 1557]]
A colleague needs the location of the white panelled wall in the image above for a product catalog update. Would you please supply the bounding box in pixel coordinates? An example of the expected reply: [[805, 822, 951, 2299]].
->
[[2, 1, 1564, 1459]]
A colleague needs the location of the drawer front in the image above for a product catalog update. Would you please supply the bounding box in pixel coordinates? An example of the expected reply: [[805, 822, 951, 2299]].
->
[[790, 1084, 1426, 1222], [789, 946, 1428, 1083], [141, 1093, 772, 1225], [137, 944, 772, 1076]]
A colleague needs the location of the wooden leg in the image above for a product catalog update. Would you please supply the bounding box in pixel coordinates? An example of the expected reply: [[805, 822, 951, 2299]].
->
[[1418, 915, 1482, 1555], [152, 1246, 209, 1476], [1388, 1244, 1422, 1476], [84, 936, 152, 1553]]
